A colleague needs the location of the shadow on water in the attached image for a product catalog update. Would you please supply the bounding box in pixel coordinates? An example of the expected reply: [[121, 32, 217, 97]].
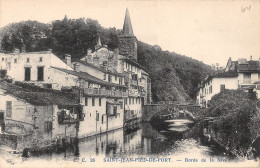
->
[[1, 121, 242, 163]]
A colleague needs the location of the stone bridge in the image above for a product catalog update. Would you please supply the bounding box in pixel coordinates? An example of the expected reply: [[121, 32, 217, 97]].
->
[[142, 103, 201, 122]]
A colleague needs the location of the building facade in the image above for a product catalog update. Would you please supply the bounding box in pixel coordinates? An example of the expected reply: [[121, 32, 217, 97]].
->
[[0, 81, 83, 151], [0, 8, 152, 150], [196, 57, 260, 108]]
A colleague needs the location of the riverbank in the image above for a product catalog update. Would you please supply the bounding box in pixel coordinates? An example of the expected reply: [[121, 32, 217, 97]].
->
[[197, 90, 260, 160]]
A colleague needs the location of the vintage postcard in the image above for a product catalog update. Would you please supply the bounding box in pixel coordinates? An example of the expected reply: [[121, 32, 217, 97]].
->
[[0, 0, 259, 167]]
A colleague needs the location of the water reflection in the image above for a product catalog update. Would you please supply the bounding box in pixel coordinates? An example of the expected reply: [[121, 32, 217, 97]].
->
[[19, 121, 237, 162]]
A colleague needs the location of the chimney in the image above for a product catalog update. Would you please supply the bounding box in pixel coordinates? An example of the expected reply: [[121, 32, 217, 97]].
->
[[74, 63, 80, 72], [13, 48, 20, 54], [21, 46, 26, 53], [93, 57, 100, 67], [87, 49, 93, 63], [87, 49, 92, 55], [65, 54, 71, 66]]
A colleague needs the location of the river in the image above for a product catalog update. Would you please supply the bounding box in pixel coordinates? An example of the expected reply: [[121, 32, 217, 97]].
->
[[2, 121, 259, 167], [22, 122, 236, 161]]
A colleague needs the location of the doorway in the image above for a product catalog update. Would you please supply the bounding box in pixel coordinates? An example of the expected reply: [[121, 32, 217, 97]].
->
[[24, 67, 31, 81]]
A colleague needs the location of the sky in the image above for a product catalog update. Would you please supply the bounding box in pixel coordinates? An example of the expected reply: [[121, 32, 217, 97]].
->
[[0, 0, 260, 66]]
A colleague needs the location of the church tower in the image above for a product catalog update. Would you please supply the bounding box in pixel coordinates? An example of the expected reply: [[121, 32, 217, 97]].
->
[[118, 8, 138, 61]]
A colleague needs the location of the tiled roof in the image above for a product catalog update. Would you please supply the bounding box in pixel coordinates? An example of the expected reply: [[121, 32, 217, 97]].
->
[[119, 58, 144, 69], [51, 66, 126, 88], [0, 81, 79, 106], [203, 71, 238, 84], [237, 60, 260, 72], [74, 59, 124, 77], [213, 71, 238, 78]]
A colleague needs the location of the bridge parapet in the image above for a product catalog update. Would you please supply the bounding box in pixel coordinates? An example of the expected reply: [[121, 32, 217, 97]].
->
[[142, 103, 201, 122]]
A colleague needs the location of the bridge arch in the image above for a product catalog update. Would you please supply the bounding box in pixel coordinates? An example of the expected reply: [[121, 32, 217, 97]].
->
[[142, 103, 201, 122]]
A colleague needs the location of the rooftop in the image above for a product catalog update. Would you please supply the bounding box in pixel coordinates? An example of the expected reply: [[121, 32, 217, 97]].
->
[[120, 58, 144, 69], [74, 59, 124, 77], [237, 60, 260, 72], [51, 66, 126, 88], [203, 71, 238, 85], [0, 81, 79, 106]]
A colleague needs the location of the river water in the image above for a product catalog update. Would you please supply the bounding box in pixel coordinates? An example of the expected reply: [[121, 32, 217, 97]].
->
[[26, 122, 235, 160], [2, 121, 259, 167]]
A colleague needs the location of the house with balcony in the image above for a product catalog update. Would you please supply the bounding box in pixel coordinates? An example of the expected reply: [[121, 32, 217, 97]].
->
[[0, 8, 152, 143], [196, 57, 260, 108], [0, 80, 83, 151], [51, 66, 125, 138], [71, 9, 152, 127]]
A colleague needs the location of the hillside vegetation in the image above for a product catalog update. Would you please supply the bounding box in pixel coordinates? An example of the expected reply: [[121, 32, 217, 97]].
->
[[0, 17, 214, 102], [204, 90, 258, 157]]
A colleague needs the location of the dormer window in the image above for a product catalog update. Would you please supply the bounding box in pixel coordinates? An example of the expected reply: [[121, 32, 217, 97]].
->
[[39, 57, 43, 62], [26, 58, 30, 63]]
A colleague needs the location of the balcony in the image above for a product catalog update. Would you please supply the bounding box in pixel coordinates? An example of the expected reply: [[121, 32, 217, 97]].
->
[[84, 88, 127, 97], [238, 80, 259, 89], [131, 80, 138, 86], [129, 90, 139, 97], [57, 111, 79, 124]]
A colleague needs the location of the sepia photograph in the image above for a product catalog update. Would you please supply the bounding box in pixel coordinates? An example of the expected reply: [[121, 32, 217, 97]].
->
[[0, 0, 259, 167]]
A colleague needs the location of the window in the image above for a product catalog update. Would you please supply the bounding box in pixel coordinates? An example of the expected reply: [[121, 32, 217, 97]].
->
[[6, 101, 12, 118], [1, 57, 4, 61], [24, 67, 31, 81], [37, 67, 44, 81], [96, 112, 99, 121], [39, 57, 43, 62], [26, 58, 30, 63], [103, 74, 106, 80], [44, 121, 53, 132], [125, 98, 127, 105], [113, 106, 117, 115], [108, 75, 112, 82], [115, 76, 117, 81], [85, 96, 88, 106], [120, 102, 123, 109], [220, 85, 225, 92], [14, 59, 17, 63], [92, 98, 95, 106], [136, 98, 138, 104], [243, 73, 251, 84], [99, 98, 101, 106], [102, 115, 104, 124], [129, 97, 131, 105], [132, 98, 134, 104]]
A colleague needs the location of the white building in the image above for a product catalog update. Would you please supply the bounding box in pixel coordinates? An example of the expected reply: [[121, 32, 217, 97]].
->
[[197, 57, 260, 107]]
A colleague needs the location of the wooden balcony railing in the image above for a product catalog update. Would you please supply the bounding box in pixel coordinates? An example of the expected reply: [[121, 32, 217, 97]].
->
[[84, 88, 128, 97]]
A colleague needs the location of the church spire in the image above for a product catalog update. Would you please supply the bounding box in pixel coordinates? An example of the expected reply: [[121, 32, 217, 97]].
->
[[123, 8, 134, 36], [95, 36, 102, 50], [97, 36, 102, 46]]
